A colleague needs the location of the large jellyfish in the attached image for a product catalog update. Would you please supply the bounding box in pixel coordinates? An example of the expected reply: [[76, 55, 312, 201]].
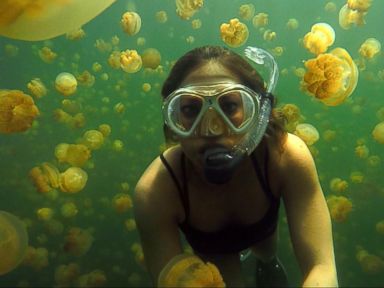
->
[[0, 0, 116, 41], [120, 11, 141, 36], [120, 50, 142, 73], [0, 90, 39, 134], [0, 211, 28, 276], [220, 18, 249, 48], [326, 195, 353, 222], [27, 78, 47, 99], [55, 72, 78, 96], [303, 23, 335, 55], [29, 162, 61, 194], [175, 0, 204, 20], [338, 4, 366, 29], [158, 254, 225, 287], [302, 48, 359, 106], [60, 167, 88, 194]]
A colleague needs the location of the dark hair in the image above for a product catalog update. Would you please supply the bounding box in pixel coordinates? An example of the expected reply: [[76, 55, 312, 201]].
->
[[161, 45, 287, 150]]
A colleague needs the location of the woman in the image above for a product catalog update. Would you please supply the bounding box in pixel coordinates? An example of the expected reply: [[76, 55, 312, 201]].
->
[[134, 45, 338, 287]]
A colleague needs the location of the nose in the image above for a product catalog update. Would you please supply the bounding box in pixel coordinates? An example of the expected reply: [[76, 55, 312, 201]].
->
[[199, 108, 226, 136]]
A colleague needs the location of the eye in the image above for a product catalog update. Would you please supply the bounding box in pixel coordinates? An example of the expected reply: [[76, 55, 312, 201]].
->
[[181, 104, 201, 118], [221, 101, 239, 116]]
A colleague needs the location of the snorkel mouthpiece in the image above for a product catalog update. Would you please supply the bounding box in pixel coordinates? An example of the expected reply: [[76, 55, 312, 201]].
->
[[203, 147, 245, 185]]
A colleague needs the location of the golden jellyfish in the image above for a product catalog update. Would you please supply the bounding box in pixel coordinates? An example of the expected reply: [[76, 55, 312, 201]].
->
[[367, 155, 381, 167], [55, 72, 77, 96], [375, 220, 384, 235], [76, 70, 95, 87], [112, 193, 133, 214], [4, 44, 19, 57], [176, 0, 204, 20], [92, 62, 102, 73], [137, 37, 146, 46], [252, 12, 269, 28], [323, 129, 337, 142], [330, 178, 348, 193], [112, 139, 124, 152], [356, 247, 384, 275], [359, 38, 381, 60], [22, 246, 49, 271], [158, 254, 225, 288], [220, 18, 249, 48], [98, 124, 112, 138], [191, 19, 202, 30], [263, 29, 276, 41], [60, 167, 88, 194], [114, 102, 125, 114], [0, 211, 28, 276], [61, 202, 78, 218], [38, 46, 57, 63], [355, 144, 369, 158], [27, 78, 47, 99], [0, 89, 39, 134], [350, 171, 364, 184], [338, 4, 366, 30], [271, 46, 284, 57], [63, 227, 94, 257], [120, 49, 142, 73], [372, 122, 384, 144], [286, 18, 299, 30], [66, 28, 86, 41], [120, 11, 141, 36], [155, 10, 168, 23], [29, 162, 60, 194], [125, 219, 136, 231], [324, 2, 337, 13], [82, 130, 105, 150], [302, 47, 359, 106], [61, 99, 81, 114], [108, 51, 121, 69], [142, 82, 152, 92], [54, 263, 80, 286], [326, 195, 353, 222], [239, 4, 255, 21], [294, 123, 320, 146], [36, 208, 54, 221], [142, 48, 162, 70], [347, 0, 372, 12], [94, 38, 112, 53], [76, 269, 107, 287], [0, 0, 115, 41], [303, 23, 335, 55], [54, 143, 91, 167]]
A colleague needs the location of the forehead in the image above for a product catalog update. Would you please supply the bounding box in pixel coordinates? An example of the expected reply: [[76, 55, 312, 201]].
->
[[181, 61, 241, 86]]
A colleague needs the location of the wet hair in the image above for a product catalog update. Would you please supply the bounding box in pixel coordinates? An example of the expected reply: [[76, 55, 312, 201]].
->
[[161, 45, 287, 150]]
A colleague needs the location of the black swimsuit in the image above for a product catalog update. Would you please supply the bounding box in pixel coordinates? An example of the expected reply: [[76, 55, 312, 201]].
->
[[159, 146, 280, 254]]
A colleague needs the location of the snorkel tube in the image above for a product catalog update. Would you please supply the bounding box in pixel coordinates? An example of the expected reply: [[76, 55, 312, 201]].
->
[[203, 46, 279, 184]]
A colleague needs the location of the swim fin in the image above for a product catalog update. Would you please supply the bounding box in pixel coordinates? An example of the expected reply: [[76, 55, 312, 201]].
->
[[255, 256, 289, 287]]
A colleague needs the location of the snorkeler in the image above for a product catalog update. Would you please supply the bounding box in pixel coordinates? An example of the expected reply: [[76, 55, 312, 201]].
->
[[134, 45, 338, 287]]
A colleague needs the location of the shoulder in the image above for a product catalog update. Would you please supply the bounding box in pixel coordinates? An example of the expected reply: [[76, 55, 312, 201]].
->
[[134, 145, 184, 223]]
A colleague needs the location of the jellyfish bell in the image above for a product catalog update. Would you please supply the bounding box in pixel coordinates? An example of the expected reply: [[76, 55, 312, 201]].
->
[[0, 0, 116, 41], [359, 38, 381, 60], [55, 72, 78, 96], [60, 167, 88, 194], [0, 211, 29, 276], [303, 22, 335, 55]]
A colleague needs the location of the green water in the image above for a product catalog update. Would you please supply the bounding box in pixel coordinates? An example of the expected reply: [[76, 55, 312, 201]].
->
[[0, 0, 383, 286]]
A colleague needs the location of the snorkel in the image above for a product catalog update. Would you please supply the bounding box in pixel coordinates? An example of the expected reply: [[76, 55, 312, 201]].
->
[[202, 46, 279, 184]]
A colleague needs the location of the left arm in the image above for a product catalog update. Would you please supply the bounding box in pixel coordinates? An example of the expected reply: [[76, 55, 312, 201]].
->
[[279, 133, 338, 287]]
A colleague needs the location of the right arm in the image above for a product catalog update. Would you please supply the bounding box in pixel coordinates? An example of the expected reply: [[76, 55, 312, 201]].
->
[[134, 156, 184, 285]]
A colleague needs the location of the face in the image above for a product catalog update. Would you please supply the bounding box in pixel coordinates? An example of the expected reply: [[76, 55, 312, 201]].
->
[[177, 62, 247, 167]]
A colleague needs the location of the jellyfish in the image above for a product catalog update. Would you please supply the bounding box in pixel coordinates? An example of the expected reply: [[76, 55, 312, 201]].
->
[[120, 11, 141, 36], [350, 171, 364, 184], [82, 130, 105, 150], [158, 254, 225, 287], [54, 263, 80, 286], [220, 18, 249, 48], [326, 195, 353, 222], [4, 44, 19, 57], [286, 18, 299, 30], [376, 220, 384, 235], [0, 89, 39, 134], [191, 19, 202, 30], [355, 144, 369, 158], [280, 103, 303, 132], [155, 10, 168, 23], [27, 78, 47, 99], [263, 29, 277, 42], [63, 227, 94, 257], [303, 23, 335, 55], [0, 0, 116, 41], [238, 4, 255, 21], [95, 38, 112, 53], [92, 62, 102, 73], [76, 70, 95, 87], [112, 140, 124, 152], [329, 178, 348, 193], [302, 47, 359, 106], [271, 46, 284, 57], [22, 246, 49, 271], [175, 0, 204, 20], [367, 155, 381, 167], [29, 162, 60, 194], [347, 0, 372, 12], [38, 46, 57, 63], [125, 219, 136, 231], [0, 211, 28, 276], [58, 143, 91, 167], [75, 270, 107, 287], [356, 247, 384, 275], [338, 4, 366, 30], [142, 48, 161, 70], [61, 202, 78, 218], [36, 208, 54, 221], [112, 194, 133, 214], [294, 123, 319, 146], [359, 38, 381, 60], [252, 13, 269, 28], [142, 83, 152, 92], [372, 122, 384, 144], [60, 167, 88, 194], [324, 2, 337, 13], [108, 51, 121, 69], [98, 124, 112, 138], [55, 72, 78, 96], [120, 49, 142, 73]]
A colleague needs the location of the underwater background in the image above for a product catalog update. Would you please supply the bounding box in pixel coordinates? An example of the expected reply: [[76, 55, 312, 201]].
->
[[0, 0, 384, 286]]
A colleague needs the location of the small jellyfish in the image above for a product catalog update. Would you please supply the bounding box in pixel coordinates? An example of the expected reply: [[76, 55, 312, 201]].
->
[[238, 4, 255, 21], [324, 2, 337, 13], [38, 47, 57, 63], [356, 247, 384, 275], [54, 263, 80, 286], [66, 28, 86, 41], [294, 123, 320, 146], [108, 51, 121, 69], [220, 18, 249, 48], [27, 78, 47, 99], [330, 178, 348, 193], [375, 220, 384, 235], [338, 4, 366, 30], [286, 18, 299, 30], [0, 211, 28, 276], [82, 130, 105, 150], [355, 144, 369, 158], [350, 171, 364, 184], [372, 122, 384, 144], [0, 90, 39, 134], [112, 193, 133, 213], [60, 167, 88, 194], [75, 269, 107, 287], [120, 49, 142, 73], [98, 124, 112, 138], [347, 0, 372, 12], [76, 70, 95, 87], [158, 254, 225, 287], [141, 48, 161, 70], [142, 83, 152, 92], [94, 38, 112, 53], [326, 195, 353, 222], [359, 38, 381, 60], [0, 0, 115, 41], [155, 10, 168, 23], [112, 139, 124, 152], [303, 23, 335, 55], [22, 246, 49, 271], [36, 208, 54, 221], [252, 13, 269, 28], [125, 219, 136, 231], [175, 0, 204, 20], [302, 47, 359, 106], [61, 202, 78, 218], [263, 29, 277, 41], [120, 11, 141, 36], [63, 227, 94, 257], [55, 72, 78, 96], [55, 143, 91, 167], [92, 62, 102, 73], [191, 19, 202, 30]]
